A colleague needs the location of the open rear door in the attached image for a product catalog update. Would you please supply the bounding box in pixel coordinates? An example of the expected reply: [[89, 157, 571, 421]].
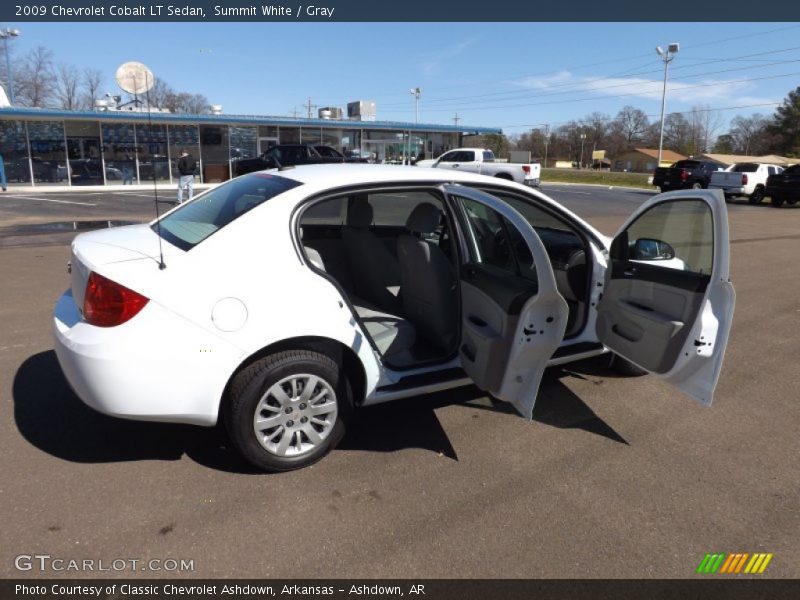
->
[[596, 189, 735, 405], [443, 184, 568, 419]]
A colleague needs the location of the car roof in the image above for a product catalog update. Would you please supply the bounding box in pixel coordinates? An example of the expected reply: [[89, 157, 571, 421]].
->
[[267, 163, 508, 188]]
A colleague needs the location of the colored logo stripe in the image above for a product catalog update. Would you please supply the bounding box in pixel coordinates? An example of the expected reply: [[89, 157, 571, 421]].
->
[[698, 552, 773, 574]]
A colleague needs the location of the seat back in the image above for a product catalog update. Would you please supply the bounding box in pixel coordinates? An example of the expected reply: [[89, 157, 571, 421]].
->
[[342, 196, 401, 310], [397, 202, 457, 353]]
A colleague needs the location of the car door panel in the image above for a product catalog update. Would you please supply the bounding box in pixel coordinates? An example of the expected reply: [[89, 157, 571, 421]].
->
[[596, 189, 735, 405], [444, 184, 568, 419]]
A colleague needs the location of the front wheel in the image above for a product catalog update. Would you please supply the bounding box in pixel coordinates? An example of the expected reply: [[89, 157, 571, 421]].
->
[[225, 350, 352, 472]]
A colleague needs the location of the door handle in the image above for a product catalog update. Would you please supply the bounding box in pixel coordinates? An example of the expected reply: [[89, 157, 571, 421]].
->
[[453, 164, 460, 168], [623, 267, 637, 276]]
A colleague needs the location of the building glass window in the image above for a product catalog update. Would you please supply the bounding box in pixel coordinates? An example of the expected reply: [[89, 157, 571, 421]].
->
[[0, 120, 30, 184], [101, 122, 137, 184], [300, 127, 321, 146], [65, 120, 103, 186], [320, 128, 342, 151], [258, 126, 278, 138], [341, 130, 362, 158], [280, 127, 300, 144], [199, 125, 230, 183], [229, 125, 258, 166], [27, 121, 68, 185], [137, 124, 171, 184]]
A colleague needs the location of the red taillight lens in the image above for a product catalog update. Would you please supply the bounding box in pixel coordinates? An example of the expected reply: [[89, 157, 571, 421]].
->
[[522, 165, 531, 174], [681, 169, 689, 181], [83, 272, 149, 327], [742, 174, 748, 185]]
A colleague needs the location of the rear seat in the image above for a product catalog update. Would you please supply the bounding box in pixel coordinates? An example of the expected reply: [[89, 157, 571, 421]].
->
[[350, 296, 416, 361], [303, 241, 416, 361]]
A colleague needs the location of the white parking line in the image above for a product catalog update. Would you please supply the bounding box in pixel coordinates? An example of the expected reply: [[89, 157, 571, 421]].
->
[[4, 195, 96, 206]]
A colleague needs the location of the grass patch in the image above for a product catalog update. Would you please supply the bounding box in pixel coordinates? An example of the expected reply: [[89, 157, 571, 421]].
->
[[541, 168, 655, 189]]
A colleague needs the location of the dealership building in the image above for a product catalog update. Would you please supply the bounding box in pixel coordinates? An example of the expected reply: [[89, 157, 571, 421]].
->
[[0, 105, 501, 187]]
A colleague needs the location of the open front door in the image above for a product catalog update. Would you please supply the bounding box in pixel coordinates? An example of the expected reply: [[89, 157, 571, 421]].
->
[[443, 184, 569, 419], [596, 189, 735, 405]]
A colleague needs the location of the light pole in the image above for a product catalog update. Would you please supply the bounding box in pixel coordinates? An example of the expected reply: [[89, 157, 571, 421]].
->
[[543, 124, 549, 169], [410, 87, 421, 123], [579, 133, 586, 169], [0, 28, 20, 104], [656, 42, 680, 168]]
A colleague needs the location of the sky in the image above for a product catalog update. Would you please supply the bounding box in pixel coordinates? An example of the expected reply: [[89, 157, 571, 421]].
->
[[5, 21, 800, 136]]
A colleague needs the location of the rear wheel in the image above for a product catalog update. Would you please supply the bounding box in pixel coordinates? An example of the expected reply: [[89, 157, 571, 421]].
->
[[494, 173, 513, 180], [225, 350, 352, 472], [748, 186, 765, 204], [691, 182, 703, 190], [609, 353, 647, 377], [771, 195, 785, 208], [658, 185, 668, 193]]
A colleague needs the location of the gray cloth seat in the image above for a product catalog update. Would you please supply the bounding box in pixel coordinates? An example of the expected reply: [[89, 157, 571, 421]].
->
[[351, 296, 416, 361], [397, 202, 458, 354], [342, 196, 402, 311]]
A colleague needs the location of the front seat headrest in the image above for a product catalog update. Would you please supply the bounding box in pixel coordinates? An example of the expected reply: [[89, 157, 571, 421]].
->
[[347, 196, 373, 228], [405, 202, 441, 234]]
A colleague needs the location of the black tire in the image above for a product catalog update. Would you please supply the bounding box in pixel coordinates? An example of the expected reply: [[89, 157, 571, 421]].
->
[[748, 186, 765, 205], [771, 195, 785, 208], [658, 185, 667, 193], [691, 182, 703, 190], [224, 350, 352, 472], [609, 353, 647, 377], [786, 199, 798, 206], [493, 173, 513, 180]]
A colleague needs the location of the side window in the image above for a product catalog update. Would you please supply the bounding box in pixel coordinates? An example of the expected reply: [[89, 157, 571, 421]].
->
[[439, 151, 458, 163], [456, 196, 533, 278], [624, 200, 713, 275], [367, 190, 442, 227]]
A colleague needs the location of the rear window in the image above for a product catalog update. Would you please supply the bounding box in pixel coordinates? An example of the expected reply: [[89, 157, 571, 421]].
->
[[672, 160, 700, 169], [482, 151, 495, 162], [732, 163, 759, 172], [154, 173, 302, 250]]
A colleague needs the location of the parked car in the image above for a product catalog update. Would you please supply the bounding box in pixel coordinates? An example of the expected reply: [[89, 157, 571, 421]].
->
[[4, 157, 62, 183], [417, 148, 541, 186], [53, 165, 735, 472], [232, 144, 346, 176], [652, 159, 723, 192], [765, 163, 800, 207], [708, 162, 783, 204], [313, 145, 369, 163]]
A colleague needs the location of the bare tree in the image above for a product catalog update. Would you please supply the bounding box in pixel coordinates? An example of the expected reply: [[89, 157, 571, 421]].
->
[[56, 63, 81, 110], [614, 105, 650, 144], [164, 91, 210, 114], [146, 78, 173, 109], [81, 68, 103, 109], [729, 114, 770, 155], [16, 46, 55, 107]]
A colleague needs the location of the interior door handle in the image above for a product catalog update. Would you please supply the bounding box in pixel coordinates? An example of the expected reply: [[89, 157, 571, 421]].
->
[[623, 267, 637, 276]]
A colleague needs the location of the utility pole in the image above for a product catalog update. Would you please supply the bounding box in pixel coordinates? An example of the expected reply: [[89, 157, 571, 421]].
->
[[305, 97, 317, 119], [453, 113, 460, 127], [410, 87, 421, 123], [543, 124, 550, 169], [656, 43, 680, 167]]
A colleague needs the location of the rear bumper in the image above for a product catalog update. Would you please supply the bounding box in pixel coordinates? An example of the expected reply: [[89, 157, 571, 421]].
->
[[524, 178, 541, 187], [709, 184, 745, 195], [52, 289, 244, 426]]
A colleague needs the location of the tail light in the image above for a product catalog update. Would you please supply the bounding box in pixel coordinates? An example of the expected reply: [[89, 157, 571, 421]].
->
[[84, 272, 149, 327], [522, 165, 531, 174], [742, 174, 748, 185], [680, 169, 690, 181]]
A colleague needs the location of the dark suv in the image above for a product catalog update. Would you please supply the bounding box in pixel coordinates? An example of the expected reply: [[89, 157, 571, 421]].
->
[[233, 144, 348, 176], [765, 163, 800, 207], [652, 159, 722, 192]]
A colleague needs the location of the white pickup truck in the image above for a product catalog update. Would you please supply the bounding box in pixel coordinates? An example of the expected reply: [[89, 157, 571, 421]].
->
[[416, 148, 541, 187], [709, 162, 784, 204]]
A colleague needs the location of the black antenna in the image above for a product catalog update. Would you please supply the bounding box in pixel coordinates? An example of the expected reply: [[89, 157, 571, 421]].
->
[[144, 72, 166, 270]]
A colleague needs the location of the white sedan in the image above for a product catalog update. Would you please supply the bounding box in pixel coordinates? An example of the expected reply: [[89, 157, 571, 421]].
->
[[53, 165, 735, 472]]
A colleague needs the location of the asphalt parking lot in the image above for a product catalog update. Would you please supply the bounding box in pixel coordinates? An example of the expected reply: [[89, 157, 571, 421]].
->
[[1, 183, 798, 579]]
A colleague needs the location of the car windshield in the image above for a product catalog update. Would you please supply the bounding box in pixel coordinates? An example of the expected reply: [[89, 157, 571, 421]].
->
[[154, 173, 302, 250]]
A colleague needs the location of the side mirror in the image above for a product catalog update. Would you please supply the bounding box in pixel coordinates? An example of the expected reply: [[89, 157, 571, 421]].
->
[[264, 157, 277, 168], [632, 238, 675, 261]]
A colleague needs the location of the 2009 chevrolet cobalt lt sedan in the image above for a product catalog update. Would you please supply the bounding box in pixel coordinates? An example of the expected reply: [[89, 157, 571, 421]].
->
[[53, 164, 735, 472]]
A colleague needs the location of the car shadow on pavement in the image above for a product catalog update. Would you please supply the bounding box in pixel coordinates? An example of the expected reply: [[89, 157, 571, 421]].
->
[[14, 351, 626, 474], [13, 350, 262, 474]]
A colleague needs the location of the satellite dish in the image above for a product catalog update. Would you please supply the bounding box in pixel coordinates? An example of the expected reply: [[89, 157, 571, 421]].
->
[[115, 61, 154, 95]]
